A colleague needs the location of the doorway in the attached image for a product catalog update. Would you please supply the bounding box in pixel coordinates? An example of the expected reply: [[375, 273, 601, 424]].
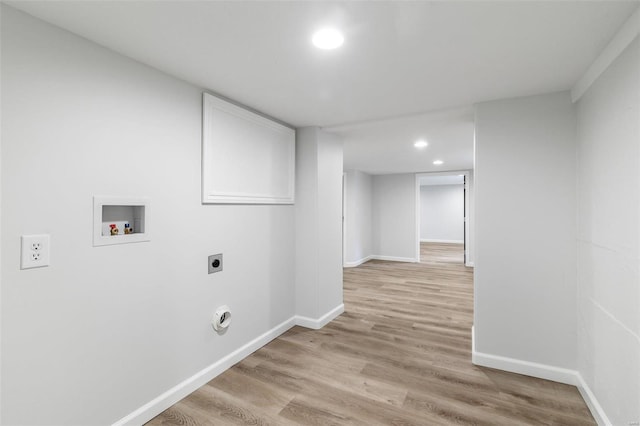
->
[[415, 171, 474, 266]]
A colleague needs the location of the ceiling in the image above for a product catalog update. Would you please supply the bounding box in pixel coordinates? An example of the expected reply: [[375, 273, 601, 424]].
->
[[7, 1, 638, 174], [332, 106, 474, 174]]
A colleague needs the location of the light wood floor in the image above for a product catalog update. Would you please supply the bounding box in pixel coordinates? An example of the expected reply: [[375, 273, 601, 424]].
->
[[148, 243, 595, 425]]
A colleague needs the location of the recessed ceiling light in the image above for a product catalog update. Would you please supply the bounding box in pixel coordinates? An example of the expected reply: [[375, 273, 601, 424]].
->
[[414, 140, 428, 148], [312, 28, 344, 50], [433, 160, 444, 165]]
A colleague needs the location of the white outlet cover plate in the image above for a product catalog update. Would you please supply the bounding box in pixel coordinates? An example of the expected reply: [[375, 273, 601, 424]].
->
[[21, 234, 50, 269]]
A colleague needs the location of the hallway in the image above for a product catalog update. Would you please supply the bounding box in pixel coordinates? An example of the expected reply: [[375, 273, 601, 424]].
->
[[149, 243, 594, 425], [420, 241, 465, 265]]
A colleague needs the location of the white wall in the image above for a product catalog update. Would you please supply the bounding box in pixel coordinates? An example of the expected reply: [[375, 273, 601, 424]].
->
[[316, 130, 344, 319], [474, 92, 577, 370], [1, 7, 297, 424], [576, 36, 640, 426], [0, 4, 3, 423], [343, 170, 373, 266], [420, 184, 464, 243], [466, 171, 475, 266], [0, 4, 3, 422], [295, 127, 344, 323], [294, 128, 319, 320], [372, 174, 417, 262]]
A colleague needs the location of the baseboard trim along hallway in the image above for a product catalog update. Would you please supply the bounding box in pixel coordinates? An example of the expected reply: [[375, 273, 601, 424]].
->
[[343, 255, 374, 268], [420, 238, 465, 244], [112, 304, 344, 426], [344, 255, 417, 267], [111, 317, 297, 426], [144, 244, 597, 425], [471, 326, 611, 426], [371, 255, 418, 263], [294, 303, 345, 330]]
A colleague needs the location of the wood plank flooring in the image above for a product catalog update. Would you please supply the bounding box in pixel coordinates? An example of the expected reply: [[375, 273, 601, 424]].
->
[[147, 243, 595, 425]]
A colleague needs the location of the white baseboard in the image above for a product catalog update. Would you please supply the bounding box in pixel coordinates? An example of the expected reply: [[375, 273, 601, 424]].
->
[[113, 306, 346, 426], [472, 347, 579, 385], [371, 255, 417, 263], [575, 374, 612, 426], [295, 303, 345, 330], [112, 316, 297, 426], [344, 255, 374, 268], [420, 239, 464, 244], [471, 326, 611, 426], [344, 255, 417, 266], [465, 261, 475, 267]]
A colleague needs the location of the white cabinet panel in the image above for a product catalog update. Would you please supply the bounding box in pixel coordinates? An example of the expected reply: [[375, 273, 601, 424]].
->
[[202, 93, 295, 204]]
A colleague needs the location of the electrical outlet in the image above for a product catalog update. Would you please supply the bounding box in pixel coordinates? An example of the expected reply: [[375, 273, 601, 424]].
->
[[208, 253, 223, 274], [21, 234, 50, 269]]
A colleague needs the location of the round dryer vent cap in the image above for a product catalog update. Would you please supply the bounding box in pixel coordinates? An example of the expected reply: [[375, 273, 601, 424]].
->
[[212, 305, 231, 332]]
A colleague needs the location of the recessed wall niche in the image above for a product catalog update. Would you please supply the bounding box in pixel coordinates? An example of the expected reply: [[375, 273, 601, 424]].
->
[[201, 93, 295, 204], [93, 196, 150, 246]]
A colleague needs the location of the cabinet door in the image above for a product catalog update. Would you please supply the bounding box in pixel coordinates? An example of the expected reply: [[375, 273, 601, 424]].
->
[[202, 93, 295, 204]]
